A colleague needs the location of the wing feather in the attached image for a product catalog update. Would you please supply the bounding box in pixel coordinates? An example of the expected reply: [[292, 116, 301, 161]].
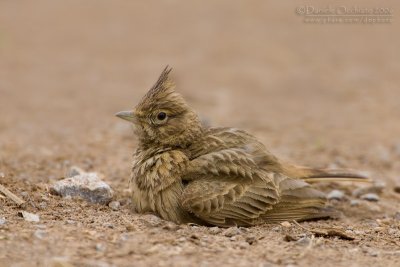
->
[[182, 127, 332, 226], [181, 175, 280, 226]]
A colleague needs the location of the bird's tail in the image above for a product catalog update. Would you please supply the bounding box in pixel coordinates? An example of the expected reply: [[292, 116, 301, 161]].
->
[[282, 164, 371, 183], [262, 177, 341, 223]]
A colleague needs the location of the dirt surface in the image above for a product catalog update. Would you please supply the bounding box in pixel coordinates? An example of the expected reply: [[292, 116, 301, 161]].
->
[[1, 1, 400, 266]]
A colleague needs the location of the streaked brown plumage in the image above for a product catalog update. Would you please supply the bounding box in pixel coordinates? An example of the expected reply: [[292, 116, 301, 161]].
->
[[116, 67, 369, 227]]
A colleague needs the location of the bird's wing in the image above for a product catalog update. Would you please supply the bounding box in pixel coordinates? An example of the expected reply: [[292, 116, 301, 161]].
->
[[181, 175, 280, 226], [181, 148, 330, 226], [182, 172, 330, 226], [185, 148, 262, 180], [182, 128, 334, 226], [181, 148, 279, 226]]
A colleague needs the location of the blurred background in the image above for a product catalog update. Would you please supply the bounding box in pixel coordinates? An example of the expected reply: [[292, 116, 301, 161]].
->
[[0, 0, 399, 184], [1, 1, 400, 265]]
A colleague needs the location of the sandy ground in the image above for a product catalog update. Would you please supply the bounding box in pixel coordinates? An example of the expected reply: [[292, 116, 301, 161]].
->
[[1, 1, 400, 266]]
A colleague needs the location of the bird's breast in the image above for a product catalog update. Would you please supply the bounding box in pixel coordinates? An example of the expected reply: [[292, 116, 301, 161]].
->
[[129, 149, 189, 222], [130, 181, 156, 213]]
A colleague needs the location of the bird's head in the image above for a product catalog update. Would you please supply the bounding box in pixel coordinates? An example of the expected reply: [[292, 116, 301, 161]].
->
[[116, 67, 203, 149]]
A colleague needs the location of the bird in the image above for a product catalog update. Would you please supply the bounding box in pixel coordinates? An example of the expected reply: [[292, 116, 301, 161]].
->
[[116, 66, 369, 227]]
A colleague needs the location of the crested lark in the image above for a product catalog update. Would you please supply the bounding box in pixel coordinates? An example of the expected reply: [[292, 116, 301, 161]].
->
[[116, 67, 368, 227]]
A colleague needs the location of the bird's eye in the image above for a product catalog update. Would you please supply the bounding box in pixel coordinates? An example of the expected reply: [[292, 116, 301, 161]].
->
[[157, 112, 167, 121], [152, 111, 168, 125]]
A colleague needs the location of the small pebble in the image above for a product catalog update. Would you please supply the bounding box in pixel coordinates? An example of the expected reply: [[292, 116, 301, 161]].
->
[[0, 217, 6, 225], [119, 233, 130, 242], [238, 241, 250, 249], [103, 223, 114, 229], [141, 214, 163, 227], [327, 190, 345, 200], [360, 193, 380, 202], [296, 237, 311, 246], [34, 229, 47, 239], [125, 224, 136, 232], [368, 250, 379, 257], [388, 228, 399, 236], [209, 227, 222, 235], [177, 237, 187, 242], [108, 201, 120, 211], [374, 226, 385, 232], [353, 230, 365, 235], [284, 235, 298, 242], [376, 218, 391, 225], [350, 200, 360, 206], [345, 229, 354, 235], [365, 220, 379, 228], [19, 211, 40, 222], [190, 233, 200, 240], [119, 198, 131, 206], [245, 235, 257, 244], [95, 243, 107, 252], [281, 221, 291, 228], [229, 236, 239, 241], [38, 202, 47, 210], [271, 226, 281, 232], [238, 227, 250, 233], [223, 227, 241, 237], [163, 222, 179, 231], [50, 172, 113, 205], [353, 182, 385, 198], [349, 248, 359, 253]]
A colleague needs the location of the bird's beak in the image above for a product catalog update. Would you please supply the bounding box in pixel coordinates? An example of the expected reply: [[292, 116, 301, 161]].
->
[[115, 110, 136, 123]]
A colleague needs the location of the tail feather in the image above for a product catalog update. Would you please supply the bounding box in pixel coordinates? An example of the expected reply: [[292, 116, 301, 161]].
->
[[282, 164, 372, 183], [263, 206, 340, 223], [260, 164, 369, 224], [261, 175, 335, 223]]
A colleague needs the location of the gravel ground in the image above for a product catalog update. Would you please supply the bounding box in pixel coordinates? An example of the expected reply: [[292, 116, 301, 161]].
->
[[1, 1, 400, 266]]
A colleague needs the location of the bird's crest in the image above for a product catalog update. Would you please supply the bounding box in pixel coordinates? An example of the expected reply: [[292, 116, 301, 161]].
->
[[136, 66, 188, 114], [144, 66, 175, 100]]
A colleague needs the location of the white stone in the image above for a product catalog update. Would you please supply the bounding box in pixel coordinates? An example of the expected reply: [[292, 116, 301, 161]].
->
[[50, 172, 113, 204], [19, 211, 40, 222], [223, 226, 242, 237], [327, 190, 345, 200], [360, 193, 380, 202], [108, 201, 120, 211]]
